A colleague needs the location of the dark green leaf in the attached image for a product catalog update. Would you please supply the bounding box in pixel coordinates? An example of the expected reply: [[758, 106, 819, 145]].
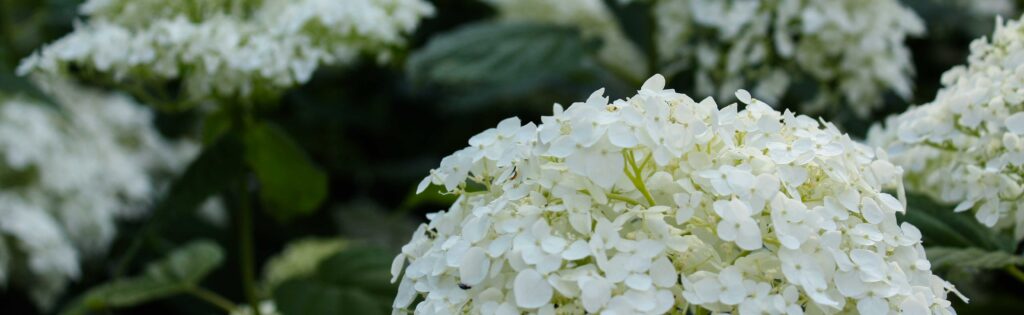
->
[[244, 122, 328, 221], [156, 133, 247, 220], [406, 21, 595, 109], [60, 241, 225, 315], [110, 134, 244, 278], [273, 246, 396, 315], [926, 247, 1024, 271], [200, 107, 233, 145], [899, 193, 1014, 251]]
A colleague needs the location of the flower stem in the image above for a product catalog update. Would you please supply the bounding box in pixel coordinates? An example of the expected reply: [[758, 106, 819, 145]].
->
[[1006, 265, 1024, 284], [607, 193, 641, 206], [236, 178, 262, 315], [623, 150, 657, 206], [187, 286, 237, 313]]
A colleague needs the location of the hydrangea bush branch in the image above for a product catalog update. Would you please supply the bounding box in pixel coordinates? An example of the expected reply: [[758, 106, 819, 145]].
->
[[0, 78, 195, 309], [391, 75, 963, 314], [868, 14, 1024, 241]]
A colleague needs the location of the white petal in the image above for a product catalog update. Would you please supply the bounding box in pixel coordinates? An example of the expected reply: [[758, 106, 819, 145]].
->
[[625, 274, 653, 290], [1006, 112, 1024, 134], [850, 249, 886, 282], [581, 277, 612, 313], [877, 193, 903, 213], [415, 176, 431, 194], [540, 237, 567, 254], [860, 198, 884, 224], [858, 297, 889, 315], [514, 269, 553, 308], [608, 124, 638, 148], [497, 117, 521, 135], [393, 277, 415, 308], [459, 247, 489, 286], [736, 218, 763, 250], [650, 256, 678, 288], [735, 89, 752, 104], [641, 74, 666, 91], [390, 254, 405, 283], [717, 220, 738, 242], [562, 240, 590, 260]]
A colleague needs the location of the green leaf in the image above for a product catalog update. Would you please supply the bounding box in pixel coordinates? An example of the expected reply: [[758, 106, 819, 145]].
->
[[406, 21, 595, 109], [262, 238, 348, 291], [926, 247, 1024, 271], [60, 241, 225, 315], [899, 193, 1014, 251], [200, 107, 233, 145], [273, 246, 396, 315], [156, 133, 246, 220], [244, 122, 328, 221]]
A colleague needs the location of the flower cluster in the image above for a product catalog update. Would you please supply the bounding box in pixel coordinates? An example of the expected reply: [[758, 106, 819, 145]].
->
[[868, 15, 1024, 239], [18, 0, 435, 102], [0, 79, 195, 308], [392, 75, 961, 314], [481, 0, 647, 83], [632, 0, 923, 117]]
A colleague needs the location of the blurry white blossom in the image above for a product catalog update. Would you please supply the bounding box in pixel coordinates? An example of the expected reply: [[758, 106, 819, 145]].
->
[[0, 79, 195, 308], [636, 0, 924, 117], [392, 75, 961, 314], [231, 300, 279, 315], [869, 15, 1024, 240], [482, 0, 648, 83], [18, 0, 435, 102]]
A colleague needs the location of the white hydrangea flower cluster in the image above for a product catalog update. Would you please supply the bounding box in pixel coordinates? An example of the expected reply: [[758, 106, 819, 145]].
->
[[638, 0, 924, 116], [868, 15, 1024, 240], [392, 75, 962, 315], [481, 0, 648, 83], [18, 0, 435, 101], [0, 79, 195, 308]]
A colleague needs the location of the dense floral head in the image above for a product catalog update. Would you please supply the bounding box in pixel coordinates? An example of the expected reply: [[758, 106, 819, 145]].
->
[[18, 0, 435, 102], [638, 0, 923, 117], [868, 15, 1024, 239], [392, 75, 961, 314], [0, 79, 195, 309]]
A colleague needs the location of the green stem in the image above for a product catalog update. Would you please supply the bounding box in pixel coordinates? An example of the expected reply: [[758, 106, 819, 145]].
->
[[607, 193, 641, 206], [236, 178, 262, 315], [624, 150, 656, 206], [187, 286, 237, 313], [1006, 265, 1024, 284]]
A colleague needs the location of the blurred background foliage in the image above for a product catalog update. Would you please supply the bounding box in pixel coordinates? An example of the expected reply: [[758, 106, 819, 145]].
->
[[2, 0, 1024, 314]]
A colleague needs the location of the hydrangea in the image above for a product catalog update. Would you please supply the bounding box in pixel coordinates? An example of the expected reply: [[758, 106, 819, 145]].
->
[[481, 0, 648, 83], [0, 79, 195, 308], [868, 15, 1024, 240], [632, 0, 923, 117], [392, 75, 962, 314], [18, 0, 435, 102]]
